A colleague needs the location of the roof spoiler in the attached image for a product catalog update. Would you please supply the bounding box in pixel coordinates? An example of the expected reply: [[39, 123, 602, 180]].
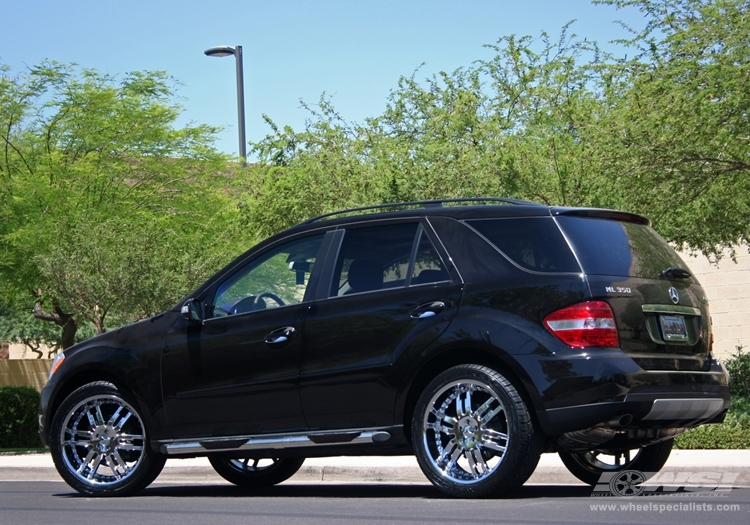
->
[[551, 208, 651, 226]]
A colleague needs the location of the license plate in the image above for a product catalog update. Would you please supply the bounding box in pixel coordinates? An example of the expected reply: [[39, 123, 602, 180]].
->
[[659, 315, 689, 342]]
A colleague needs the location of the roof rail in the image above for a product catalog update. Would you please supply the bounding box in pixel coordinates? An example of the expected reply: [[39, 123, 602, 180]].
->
[[303, 197, 542, 224]]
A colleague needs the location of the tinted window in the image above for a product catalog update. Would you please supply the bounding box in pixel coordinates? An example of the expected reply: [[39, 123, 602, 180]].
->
[[467, 218, 580, 273], [556, 216, 686, 278], [411, 229, 449, 284], [331, 223, 448, 296]]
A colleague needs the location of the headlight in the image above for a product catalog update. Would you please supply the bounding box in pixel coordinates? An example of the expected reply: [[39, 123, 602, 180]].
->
[[48, 352, 65, 380]]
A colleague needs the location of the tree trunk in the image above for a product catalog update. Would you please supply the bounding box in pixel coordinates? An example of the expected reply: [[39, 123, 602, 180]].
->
[[32, 296, 78, 350]]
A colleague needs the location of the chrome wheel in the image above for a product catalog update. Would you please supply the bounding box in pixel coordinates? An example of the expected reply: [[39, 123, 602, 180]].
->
[[50, 381, 165, 496], [558, 439, 674, 486], [412, 365, 542, 498], [59, 394, 146, 486], [422, 379, 509, 483]]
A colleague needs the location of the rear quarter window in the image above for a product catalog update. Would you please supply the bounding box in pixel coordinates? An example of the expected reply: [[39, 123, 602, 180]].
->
[[466, 218, 580, 273]]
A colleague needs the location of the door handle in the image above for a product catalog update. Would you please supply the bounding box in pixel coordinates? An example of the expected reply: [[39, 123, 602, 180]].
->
[[410, 301, 446, 319], [265, 326, 296, 344]]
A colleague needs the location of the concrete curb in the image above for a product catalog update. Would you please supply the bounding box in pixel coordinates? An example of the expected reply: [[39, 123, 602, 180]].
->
[[1, 450, 748, 486]]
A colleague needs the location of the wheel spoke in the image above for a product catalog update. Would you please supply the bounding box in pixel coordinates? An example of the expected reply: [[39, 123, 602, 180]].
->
[[115, 410, 133, 429], [115, 443, 143, 451], [76, 449, 97, 474], [437, 442, 460, 469], [427, 421, 454, 434], [66, 427, 92, 439], [474, 398, 494, 420], [107, 406, 123, 425], [94, 405, 105, 425], [480, 430, 508, 453], [117, 432, 144, 442], [65, 439, 94, 448], [467, 449, 489, 478], [482, 404, 504, 423], [111, 450, 129, 476], [86, 454, 104, 479]]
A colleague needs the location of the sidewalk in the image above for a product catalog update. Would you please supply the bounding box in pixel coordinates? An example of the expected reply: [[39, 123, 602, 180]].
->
[[1, 450, 748, 485]]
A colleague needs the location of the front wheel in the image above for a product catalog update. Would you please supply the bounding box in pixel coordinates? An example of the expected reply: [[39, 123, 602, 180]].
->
[[208, 457, 305, 487], [412, 364, 542, 498], [49, 381, 166, 496], [558, 439, 674, 486]]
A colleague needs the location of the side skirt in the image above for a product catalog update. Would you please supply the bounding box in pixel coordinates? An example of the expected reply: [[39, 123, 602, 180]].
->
[[157, 425, 403, 456]]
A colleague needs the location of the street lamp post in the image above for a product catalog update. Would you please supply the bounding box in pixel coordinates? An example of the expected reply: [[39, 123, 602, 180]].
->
[[204, 45, 247, 167]]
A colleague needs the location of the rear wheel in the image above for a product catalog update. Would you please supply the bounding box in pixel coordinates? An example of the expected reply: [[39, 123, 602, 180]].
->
[[558, 439, 674, 486], [412, 364, 542, 498], [49, 381, 166, 496], [208, 456, 305, 487]]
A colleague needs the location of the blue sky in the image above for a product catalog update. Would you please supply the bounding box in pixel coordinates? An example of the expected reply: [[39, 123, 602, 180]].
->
[[0, 0, 645, 159]]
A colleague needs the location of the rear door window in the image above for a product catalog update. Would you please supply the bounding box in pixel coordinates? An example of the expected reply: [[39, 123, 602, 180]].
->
[[331, 222, 449, 296]]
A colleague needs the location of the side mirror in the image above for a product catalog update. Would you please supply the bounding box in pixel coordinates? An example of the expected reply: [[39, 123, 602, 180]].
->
[[181, 298, 204, 324]]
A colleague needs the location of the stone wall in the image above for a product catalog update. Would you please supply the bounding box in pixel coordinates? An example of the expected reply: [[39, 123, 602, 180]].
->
[[0, 359, 52, 392], [681, 248, 750, 361]]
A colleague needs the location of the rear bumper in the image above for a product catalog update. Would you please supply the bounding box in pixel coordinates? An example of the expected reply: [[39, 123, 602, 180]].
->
[[538, 387, 731, 435], [522, 351, 731, 436]]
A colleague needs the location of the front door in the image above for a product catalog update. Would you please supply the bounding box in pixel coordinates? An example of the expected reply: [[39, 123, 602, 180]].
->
[[161, 233, 326, 439]]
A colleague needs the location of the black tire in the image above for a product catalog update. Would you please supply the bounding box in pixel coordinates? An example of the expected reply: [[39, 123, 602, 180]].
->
[[49, 381, 166, 496], [558, 439, 674, 486], [208, 456, 305, 487], [412, 364, 543, 498]]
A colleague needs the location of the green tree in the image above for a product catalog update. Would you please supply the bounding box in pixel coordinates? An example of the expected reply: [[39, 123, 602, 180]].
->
[[248, 0, 750, 259], [0, 62, 242, 349], [590, 0, 750, 258]]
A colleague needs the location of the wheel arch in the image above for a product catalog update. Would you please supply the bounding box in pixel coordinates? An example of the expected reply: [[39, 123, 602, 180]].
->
[[43, 349, 163, 446]]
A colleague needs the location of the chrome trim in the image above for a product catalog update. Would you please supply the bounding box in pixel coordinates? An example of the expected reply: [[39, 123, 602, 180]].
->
[[641, 398, 724, 421], [159, 427, 390, 456], [642, 304, 701, 316]]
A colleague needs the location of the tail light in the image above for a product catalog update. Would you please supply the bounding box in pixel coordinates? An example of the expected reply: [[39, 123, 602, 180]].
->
[[544, 301, 620, 348]]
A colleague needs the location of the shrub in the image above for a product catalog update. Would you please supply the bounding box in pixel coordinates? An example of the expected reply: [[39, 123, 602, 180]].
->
[[674, 396, 750, 449], [0, 386, 44, 449], [725, 345, 750, 397]]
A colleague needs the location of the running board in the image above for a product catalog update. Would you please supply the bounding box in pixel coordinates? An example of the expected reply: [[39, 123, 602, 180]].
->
[[159, 428, 393, 456]]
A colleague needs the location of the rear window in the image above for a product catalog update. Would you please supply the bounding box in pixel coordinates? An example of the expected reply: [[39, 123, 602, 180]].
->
[[466, 218, 580, 273], [556, 216, 687, 278]]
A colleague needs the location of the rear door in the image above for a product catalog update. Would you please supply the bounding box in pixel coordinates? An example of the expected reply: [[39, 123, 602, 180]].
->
[[299, 219, 462, 430], [556, 212, 711, 371]]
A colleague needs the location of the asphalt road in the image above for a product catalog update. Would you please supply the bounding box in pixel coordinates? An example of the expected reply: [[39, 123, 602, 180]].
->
[[1, 481, 748, 525]]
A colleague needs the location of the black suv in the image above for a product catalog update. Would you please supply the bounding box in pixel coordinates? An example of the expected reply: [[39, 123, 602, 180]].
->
[[39, 198, 730, 497]]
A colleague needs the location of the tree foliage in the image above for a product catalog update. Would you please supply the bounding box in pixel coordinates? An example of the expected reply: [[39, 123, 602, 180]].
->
[[246, 0, 750, 259], [0, 62, 243, 350]]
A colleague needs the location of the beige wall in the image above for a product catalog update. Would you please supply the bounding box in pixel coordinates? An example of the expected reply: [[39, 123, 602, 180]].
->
[[7, 343, 56, 360], [681, 247, 750, 361], [0, 359, 52, 392]]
